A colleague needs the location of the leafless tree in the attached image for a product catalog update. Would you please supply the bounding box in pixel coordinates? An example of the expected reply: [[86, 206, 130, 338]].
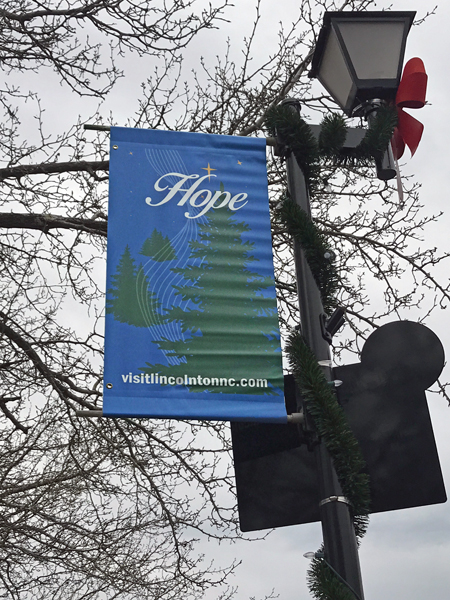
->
[[0, 0, 448, 598], [0, 0, 231, 96]]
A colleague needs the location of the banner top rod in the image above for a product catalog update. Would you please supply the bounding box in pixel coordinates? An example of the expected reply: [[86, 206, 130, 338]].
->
[[83, 124, 277, 146]]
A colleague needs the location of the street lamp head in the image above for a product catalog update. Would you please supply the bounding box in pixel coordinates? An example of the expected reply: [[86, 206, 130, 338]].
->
[[309, 11, 416, 116]]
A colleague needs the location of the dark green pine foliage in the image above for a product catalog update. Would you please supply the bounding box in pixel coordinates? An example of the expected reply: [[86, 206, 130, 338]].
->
[[140, 228, 177, 261], [354, 104, 398, 162], [319, 106, 398, 166], [107, 245, 160, 327], [318, 113, 348, 158], [265, 104, 397, 187], [286, 330, 370, 539], [307, 555, 356, 600], [265, 103, 321, 194], [276, 196, 339, 314], [143, 209, 282, 395]]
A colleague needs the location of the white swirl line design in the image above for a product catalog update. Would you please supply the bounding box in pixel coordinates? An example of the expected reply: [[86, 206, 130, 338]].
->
[[133, 147, 208, 365]]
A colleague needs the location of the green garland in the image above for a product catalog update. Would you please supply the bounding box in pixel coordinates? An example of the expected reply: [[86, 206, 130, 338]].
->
[[276, 196, 338, 315], [266, 104, 321, 195], [350, 105, 398, 162], [308, 555, 357, 600], [266, 103, 397, 192], [318, 107, 398, 164], [286, 331, 370, 539], [318, 113, 348, 158]]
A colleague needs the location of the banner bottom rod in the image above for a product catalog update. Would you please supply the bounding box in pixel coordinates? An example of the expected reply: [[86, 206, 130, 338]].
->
[[76, 410, 103, 418]]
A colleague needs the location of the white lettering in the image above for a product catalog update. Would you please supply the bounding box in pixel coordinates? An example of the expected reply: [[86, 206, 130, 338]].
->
[[120, 373, 271, 389], [144, 171, 250, 219], [229, 193, 248, 211], [176, 174, 215, 206], [186, 190, 231, 219], [146, 173, 199, 207]]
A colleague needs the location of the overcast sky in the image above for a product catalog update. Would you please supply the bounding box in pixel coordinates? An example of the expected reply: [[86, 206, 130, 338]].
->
[[10, 1, 450, 599]]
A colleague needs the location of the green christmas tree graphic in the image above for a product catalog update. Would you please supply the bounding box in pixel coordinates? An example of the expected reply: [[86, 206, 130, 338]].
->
[[140, 228, 177, 261], [107, 245, 160, 327], [142, 208, 282, 395]]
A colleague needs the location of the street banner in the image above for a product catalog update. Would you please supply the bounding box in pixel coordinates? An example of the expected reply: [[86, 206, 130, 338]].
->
[[103, 127, 285, 421]]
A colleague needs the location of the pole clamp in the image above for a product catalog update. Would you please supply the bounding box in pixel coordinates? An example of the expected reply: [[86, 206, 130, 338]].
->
[[287, 412, 304, 424], [319, 495, 350, 507]]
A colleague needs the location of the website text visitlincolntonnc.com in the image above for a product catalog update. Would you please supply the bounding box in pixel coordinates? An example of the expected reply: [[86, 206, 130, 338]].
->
[[121, 373, 269, 389]]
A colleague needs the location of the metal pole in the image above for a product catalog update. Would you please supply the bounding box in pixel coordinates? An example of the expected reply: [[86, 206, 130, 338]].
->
[[282, 100, 365, 599], [363, 100, 397, 181]]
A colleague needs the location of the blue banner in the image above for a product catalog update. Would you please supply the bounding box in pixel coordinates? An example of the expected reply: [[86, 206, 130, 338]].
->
[[103, 127, 286, 422]]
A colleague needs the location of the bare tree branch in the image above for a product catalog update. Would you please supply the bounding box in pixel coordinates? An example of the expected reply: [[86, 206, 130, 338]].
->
[[0, 212, 107, 235], [0, 159, 109, 181]]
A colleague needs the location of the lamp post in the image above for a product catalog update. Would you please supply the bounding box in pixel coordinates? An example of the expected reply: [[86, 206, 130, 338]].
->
[[282, 10, 417, 599], [309, 11, 416, 180], [281, 97, 366, 600]]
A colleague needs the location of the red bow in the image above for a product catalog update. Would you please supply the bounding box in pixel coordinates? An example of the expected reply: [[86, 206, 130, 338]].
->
[[391, 58, 428, 160]]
